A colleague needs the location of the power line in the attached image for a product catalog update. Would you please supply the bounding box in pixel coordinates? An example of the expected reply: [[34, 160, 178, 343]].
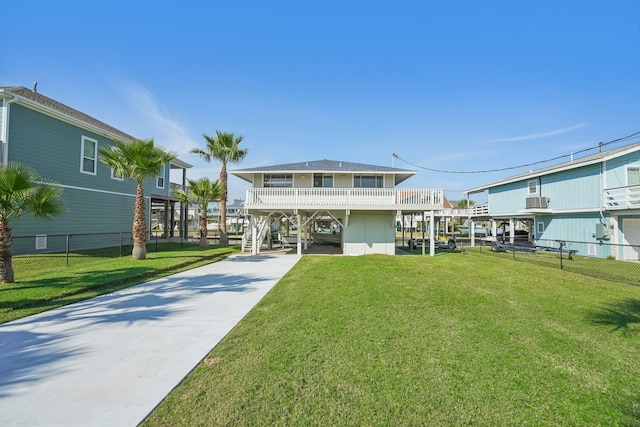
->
[[393, 131, 640, 174]]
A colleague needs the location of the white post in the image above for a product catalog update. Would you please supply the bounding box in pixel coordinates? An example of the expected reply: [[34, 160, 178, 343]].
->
[[470, 220, 476, 247], [429, 210, 435, 257], [509, 217, 515, 245], [297, 214, 302, 255], [251, 216, 257, 255]]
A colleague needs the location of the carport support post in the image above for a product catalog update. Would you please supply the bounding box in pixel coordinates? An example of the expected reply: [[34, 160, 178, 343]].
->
[[296, 213, 302, 255], [251, 216, 258, 255], [429, 210, 435, 257], [422, 212, 426, 255], [470, 220, 476, 247], [509, 217, 515, 245]]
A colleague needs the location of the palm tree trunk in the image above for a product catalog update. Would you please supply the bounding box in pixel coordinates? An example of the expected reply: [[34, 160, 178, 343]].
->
[[219, 163, 228, 246], [0, 221, 14, 284], [132, 183, 147, 260], [199, 205, 208, 248]]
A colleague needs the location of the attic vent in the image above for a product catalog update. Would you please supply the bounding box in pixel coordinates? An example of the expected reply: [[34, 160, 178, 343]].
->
[[526, 196, 549, 209]]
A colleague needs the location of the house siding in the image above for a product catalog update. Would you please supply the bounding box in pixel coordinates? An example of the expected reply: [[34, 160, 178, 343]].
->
[[534, 213, 610, 258], [605, 150, 640, 188], [540, 163, 602, 210], [7, 102, 167, 253], [487, 181, 526, 215]]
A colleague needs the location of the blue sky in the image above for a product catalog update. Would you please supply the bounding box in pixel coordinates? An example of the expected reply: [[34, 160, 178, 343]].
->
[[2, 1, 640, 203]]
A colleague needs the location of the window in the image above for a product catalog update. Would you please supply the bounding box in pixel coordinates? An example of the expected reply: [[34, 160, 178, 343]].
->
[[157, 165, 165, 188], [313, 173, 333, 188], [264, 173, 292, 188], [537, 222, 545, 234], [81, 136, 97, 175], [111, 168, 123, 181], [354, 175, 383, 188], [527, 179, 538, 195], [627, 167, 640, 186]]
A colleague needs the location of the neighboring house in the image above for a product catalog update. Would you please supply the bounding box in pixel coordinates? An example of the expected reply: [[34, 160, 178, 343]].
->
[[0, 85, 191, 254], [230, 159, 444, 255], [466, 141, 640, 260]]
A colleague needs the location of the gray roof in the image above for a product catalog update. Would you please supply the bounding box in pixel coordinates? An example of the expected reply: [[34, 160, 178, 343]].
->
[[0, 86, 135, 142], [231, 159, 416, 185], [467, 139, 640, 193]]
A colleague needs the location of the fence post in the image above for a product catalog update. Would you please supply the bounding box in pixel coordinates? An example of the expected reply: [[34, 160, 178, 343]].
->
[[65, 235, 70, 267], [119, 232, 123, 258], [558, 240, 564, 270]]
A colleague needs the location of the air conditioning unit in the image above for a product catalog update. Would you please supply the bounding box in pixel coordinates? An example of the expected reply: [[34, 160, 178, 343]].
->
[[526, 196, 550, 209]]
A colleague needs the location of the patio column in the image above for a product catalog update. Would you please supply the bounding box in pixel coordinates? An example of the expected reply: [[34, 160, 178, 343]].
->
[[509, 217, 515, 245], [251, 216, 258, 255], [470, 220, 476, 247], [429, 210, 435, 257], [297, 214, 302, 255]]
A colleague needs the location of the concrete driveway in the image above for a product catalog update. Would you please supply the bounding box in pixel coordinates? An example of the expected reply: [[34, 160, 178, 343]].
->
[[0, 253, 301, 426]]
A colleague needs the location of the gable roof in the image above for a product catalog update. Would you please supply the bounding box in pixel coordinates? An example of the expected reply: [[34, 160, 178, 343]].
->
[[231, 159, 416, 185], [0, 86, 136, 142], [466, 140, 640, 194]]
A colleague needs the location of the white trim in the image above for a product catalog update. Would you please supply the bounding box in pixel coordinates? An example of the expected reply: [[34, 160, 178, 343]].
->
[[80, 136, 98, 175], [527, 179, 539, 195], [55, 182, 139, 199]]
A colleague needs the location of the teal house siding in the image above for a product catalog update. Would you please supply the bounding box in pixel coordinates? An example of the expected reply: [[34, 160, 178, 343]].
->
[[540, 164, 602, 211], [534, 213, 609, 258], [0, 86, 185, 255], [605, 150, 640, 188], [487, 181, 527, 215]]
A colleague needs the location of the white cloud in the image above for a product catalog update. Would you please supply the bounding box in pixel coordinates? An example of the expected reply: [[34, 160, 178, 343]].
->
[[117, 80, 200, 155], [491, 123, 586, 143]]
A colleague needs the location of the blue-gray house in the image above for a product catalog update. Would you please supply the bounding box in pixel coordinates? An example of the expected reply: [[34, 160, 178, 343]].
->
[[466, 141, 640, 260], [0, 85, 191, 253]]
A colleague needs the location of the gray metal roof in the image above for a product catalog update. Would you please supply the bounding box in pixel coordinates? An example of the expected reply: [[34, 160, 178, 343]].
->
[[467, 139, 640, 193], [0, 86, 136, 142], [231, 159, 416, 185]]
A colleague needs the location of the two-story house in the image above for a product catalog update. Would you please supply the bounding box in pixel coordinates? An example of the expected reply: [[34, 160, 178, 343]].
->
[[231, 159, 444, 256], [0, 85, 191, 254], [466, 141, 640, 260]]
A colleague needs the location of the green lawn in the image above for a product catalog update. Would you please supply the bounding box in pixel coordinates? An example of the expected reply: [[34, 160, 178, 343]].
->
[[141, 251, 640, 426], [0, 244, 239, 324]]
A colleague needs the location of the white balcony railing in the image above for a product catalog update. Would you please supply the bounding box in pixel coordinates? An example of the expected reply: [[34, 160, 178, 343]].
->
[[467, 203, 489, 217], [603, 185, 640, 210], [244, 188, 444, 210]]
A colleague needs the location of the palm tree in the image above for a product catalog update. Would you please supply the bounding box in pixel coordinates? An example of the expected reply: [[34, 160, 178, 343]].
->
[[191, 131, 248, 246], [100, 139, 176, 260], [174, 177, 221, 248], [0, 163, 64, 283]]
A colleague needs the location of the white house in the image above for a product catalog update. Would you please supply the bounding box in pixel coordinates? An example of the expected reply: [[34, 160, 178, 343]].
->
[[231, 159, 444, 256]]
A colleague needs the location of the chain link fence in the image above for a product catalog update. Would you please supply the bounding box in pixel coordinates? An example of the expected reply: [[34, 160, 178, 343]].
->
[[474, 238, 640, 286], [11, 232, 196, 277]]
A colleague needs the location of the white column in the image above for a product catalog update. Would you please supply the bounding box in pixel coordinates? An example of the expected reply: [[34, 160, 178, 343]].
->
[[509, 217, 515, 245], [251, 216, 257, 255], [429, 210, 435, 257], [470, 220, 476, 247], [297, 214, 302, 255]]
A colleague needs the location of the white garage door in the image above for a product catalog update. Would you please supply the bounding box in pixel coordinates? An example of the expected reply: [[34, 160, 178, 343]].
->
[[622, 218, 640, 260]]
